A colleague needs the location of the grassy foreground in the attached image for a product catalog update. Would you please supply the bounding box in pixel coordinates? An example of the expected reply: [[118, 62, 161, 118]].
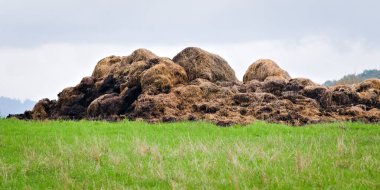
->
[[0, 119, 379, 189]]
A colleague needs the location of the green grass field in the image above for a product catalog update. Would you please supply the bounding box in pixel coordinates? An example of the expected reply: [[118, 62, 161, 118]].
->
[[0, 119, 379, 189]]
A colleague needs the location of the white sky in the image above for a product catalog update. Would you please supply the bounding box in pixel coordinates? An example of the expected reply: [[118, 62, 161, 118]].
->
[[0, 0, 379, 101]]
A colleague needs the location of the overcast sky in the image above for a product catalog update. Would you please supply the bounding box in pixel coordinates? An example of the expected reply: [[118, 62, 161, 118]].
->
[[0, 0, 379, 101]]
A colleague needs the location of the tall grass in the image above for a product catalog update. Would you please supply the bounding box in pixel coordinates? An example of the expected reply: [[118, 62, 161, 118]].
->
[[0, 119, 379, 189]]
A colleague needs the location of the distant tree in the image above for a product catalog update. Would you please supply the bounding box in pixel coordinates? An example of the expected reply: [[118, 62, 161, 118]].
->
[[0, 97, 35, 117], [335, 74, 361, 85], [323, 80, 336, 86], [323, 69, 380, 86], [358, 69, 380, 80]]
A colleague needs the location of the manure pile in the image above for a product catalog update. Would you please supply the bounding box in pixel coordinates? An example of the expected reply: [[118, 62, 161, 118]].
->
[[10, 47, 380, 125]]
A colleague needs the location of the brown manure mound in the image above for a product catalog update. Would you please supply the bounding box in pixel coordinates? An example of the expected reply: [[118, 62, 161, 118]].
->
[[140, 58, 188, 94], [8, 47, 380, 126], [173, 47, 237, 82], [243, 59, 291, 82], [92, 48, 158, 80]]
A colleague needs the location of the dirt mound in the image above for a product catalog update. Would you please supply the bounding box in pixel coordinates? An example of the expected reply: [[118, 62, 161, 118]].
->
[[92, 55, 123, 79], [87, 93, 123, 117], [9, 48, 380, 126], [173, 47, 237, 82], [243, 59, 291, 82], [140, 58, 188, 94], [92, 48, 158, 80]]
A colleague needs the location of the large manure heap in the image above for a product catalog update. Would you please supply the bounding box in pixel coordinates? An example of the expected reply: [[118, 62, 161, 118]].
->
[[10, 47, 380, 125]]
